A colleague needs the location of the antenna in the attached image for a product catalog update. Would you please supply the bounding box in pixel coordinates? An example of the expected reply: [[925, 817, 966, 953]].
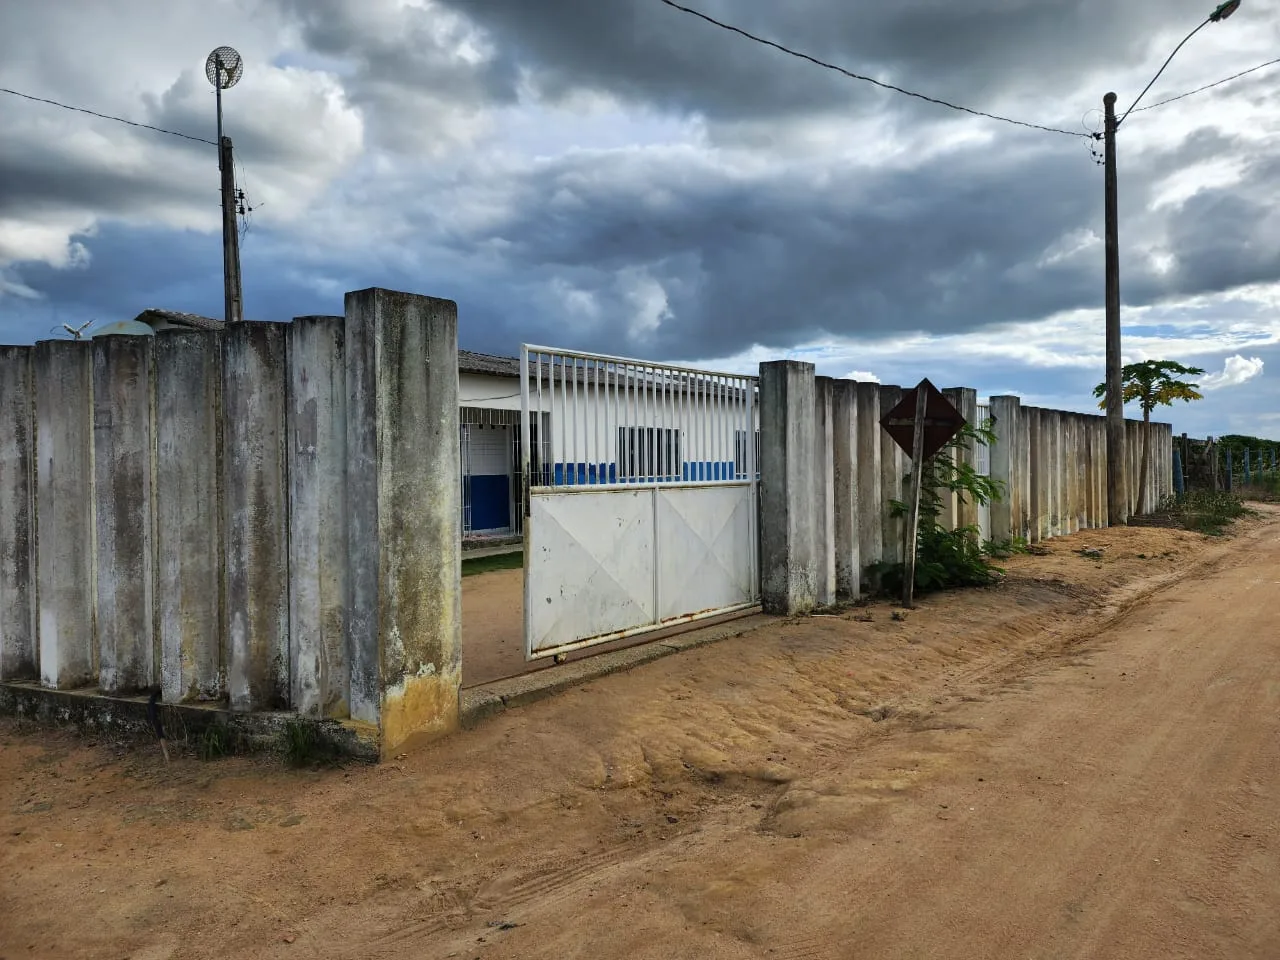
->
[[58, 320, 94, 341], [205, 46, 243, 151], [205, 46, 244, 325]]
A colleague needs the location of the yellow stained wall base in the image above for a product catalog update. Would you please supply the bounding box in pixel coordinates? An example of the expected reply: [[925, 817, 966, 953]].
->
[[379, 665, 461, 758]]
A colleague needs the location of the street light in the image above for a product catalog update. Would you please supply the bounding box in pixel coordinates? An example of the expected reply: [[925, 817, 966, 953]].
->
[[1102, 1, 1240, 525]]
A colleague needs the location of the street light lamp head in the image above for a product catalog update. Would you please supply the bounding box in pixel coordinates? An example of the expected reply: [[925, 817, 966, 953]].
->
[[1209, 0, 1241, 22]]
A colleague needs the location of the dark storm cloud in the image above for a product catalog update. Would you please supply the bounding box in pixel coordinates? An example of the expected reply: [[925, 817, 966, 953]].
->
[[431, 0, 1232, 123], [422, 140, 1100, 357]]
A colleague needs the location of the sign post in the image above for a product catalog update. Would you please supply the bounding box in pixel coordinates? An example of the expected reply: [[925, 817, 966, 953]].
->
[[880, 379, 966, 609]]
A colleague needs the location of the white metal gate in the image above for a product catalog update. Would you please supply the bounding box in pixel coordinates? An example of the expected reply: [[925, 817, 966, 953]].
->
[[520, 345, 759, 660]]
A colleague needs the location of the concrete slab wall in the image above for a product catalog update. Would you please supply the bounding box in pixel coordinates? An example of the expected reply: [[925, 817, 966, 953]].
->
[[287, 316, 349, 720], [345, 289, 462, 755], [0, 347, 37, 680], [92, 336, 154, 693], [155, 330, 225, 703], [812, 377, 836, 607], [878, 385, 905, 566], [853, 383, 882, 579], [759, 361, 816, 616], [830, 381, 860, 602], [34, 341, 96, 689], [988, 396, 1021, 545], [223, 322, 290, 712], [949, 388, 980, 533], [761, 380, 1165, 602]]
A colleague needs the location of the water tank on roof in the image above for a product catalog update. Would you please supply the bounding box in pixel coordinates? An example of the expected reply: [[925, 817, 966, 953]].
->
[[88, 320, 157, 338]]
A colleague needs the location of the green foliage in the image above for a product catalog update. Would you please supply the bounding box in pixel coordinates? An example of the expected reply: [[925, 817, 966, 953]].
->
[[1092, 360, 1205, 419], [983, 536, 1031, 559], [197, 724, 237, 761], [462, 551, 523, 577], [280, 719, 341, 768], [1156, 490, 1249, 536], [871, 420, 1006, 596]]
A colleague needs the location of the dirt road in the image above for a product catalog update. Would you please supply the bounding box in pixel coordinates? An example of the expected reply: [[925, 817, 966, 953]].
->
[[3, 513, 1279, 959]]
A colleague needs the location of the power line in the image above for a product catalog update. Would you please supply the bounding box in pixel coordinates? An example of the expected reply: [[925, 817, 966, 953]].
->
[[656, 0, 1085, 138], [1126, 56, 1280, 117], [1117, 18, 1211, 126], [0, 86, 216, 145]]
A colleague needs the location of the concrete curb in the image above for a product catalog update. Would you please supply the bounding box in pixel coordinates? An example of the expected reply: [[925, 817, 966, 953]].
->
[[0, 681, 380, 762], [460, 614, 773, 729]]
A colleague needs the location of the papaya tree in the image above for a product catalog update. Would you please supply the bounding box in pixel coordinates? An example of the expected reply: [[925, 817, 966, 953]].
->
[[1093, 359, 1205, 514]]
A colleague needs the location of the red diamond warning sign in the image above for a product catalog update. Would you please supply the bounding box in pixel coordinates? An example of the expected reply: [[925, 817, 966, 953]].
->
[[880, 378, 966, 461]]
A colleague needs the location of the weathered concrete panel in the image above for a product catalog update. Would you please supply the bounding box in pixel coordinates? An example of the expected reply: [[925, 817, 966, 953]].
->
[[92, 336, 155, 693], [34, 341, 96, 689], [938, 387, 963, 531], [853, 383, 882, 571], [0, 347, 37, 680], [223, 322, 290, 712], [1017, 404, 1032, 540], [878, 385, 905, 565], [812, 377, 835, 607], [346, 289, 461, 754], [759, 361, 816, 616], [287, 316, 349, 719], [1074, 416, 1088, 532], [988, 396, 1021, 544], [1027, 407, 1043, 543], [949, 388, 979, 533], [830, 380, 860, 601], [154, 330, 224, 703]]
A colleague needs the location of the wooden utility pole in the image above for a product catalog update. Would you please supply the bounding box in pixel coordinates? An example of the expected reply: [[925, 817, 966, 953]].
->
[[1103, 92, 1126, 525], [901, 383, 929, 608], [220, 135, 244, 325]]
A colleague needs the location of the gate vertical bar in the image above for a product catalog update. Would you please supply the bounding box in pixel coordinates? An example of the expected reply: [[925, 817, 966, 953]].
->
[[520, 346, 533, 659]]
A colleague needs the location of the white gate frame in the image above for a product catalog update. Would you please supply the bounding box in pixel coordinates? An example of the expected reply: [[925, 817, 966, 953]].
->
[[520, 345, 760, 660]]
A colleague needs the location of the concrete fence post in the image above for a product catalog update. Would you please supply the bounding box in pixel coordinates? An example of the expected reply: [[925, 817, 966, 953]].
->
[[813, 377, 836, 607], [854, 382, 882, 575], [287, 316, 350, 720], [223, 322, 291, 713], [830, 380, 860, 602], [878, 385, 905, 565], [154, 330, 225, 703], [34, 341, 96, 689], [947, 388, 979, 532], [0, 347, 37, 681], [92, 335, 155, 693], [987, 395, 1021, 544], [345, 288, 461, 755], [758, 360, 817, 616]]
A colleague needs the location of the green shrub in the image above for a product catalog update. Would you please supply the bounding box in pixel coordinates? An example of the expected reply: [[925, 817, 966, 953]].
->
[[1158, 490, 1249, 536], [280, 718, 341, 768], [872, 420, 1007, 596]]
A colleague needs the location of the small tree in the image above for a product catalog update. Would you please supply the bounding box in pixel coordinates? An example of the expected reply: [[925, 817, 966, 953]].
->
[[1093, 360, 1205, 514]]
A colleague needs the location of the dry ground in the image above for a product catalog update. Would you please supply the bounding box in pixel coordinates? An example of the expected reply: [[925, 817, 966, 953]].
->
[[4, 509, 1279, 959]]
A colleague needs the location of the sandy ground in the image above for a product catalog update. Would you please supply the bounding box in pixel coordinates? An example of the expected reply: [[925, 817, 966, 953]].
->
[[4, 510, 1280, 960], [461, 568, 525, 686], [461, 567, 756, 687]]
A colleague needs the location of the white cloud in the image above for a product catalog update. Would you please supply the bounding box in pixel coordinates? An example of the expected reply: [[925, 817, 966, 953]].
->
[[843, 370, 880, 383], [1201, 354, 1265, 390]]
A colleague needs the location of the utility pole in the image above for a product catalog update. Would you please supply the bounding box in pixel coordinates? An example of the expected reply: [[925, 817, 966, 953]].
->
[[207, 46, 245, 325], [1103, 91, 1126, 525], [219, 135, 244, 326]]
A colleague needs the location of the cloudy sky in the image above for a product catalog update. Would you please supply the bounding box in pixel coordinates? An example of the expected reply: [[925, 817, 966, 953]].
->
[[1, 0, 1278, 436]]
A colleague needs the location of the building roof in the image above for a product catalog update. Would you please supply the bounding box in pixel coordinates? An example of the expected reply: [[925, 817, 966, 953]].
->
[[458, 349, 520, 377], [134, 308, 226, 331]]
